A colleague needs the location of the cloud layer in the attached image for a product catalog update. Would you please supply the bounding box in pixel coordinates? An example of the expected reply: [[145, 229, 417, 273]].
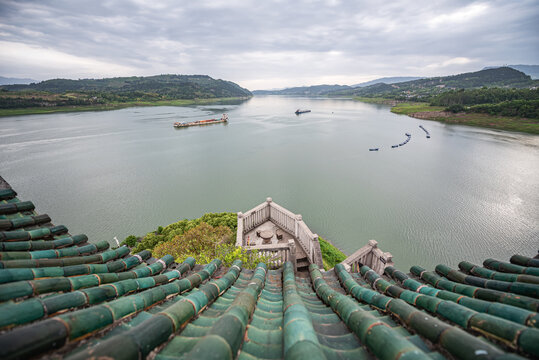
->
[[0, 0, 538, 89]]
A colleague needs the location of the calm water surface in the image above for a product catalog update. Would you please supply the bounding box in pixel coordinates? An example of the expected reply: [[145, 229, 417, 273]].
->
[[1, 96, 538, 270]]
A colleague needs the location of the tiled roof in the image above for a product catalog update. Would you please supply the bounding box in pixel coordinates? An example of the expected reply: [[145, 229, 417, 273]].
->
[[0, 179, 538, 359]]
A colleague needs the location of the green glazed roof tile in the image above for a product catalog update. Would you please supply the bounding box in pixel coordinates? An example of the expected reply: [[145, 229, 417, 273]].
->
[[0, 180, 534, 360]]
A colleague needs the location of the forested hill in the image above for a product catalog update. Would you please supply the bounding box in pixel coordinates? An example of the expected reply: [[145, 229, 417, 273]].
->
[[328, 67, 537, 98], [1, 75, 252, 99]]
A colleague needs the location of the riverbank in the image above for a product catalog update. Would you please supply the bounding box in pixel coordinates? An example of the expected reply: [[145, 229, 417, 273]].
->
[[355, 97, 539, 135], [0, 97, 250, 117]]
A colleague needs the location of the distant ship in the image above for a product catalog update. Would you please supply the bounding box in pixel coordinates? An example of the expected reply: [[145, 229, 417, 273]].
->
[[174, 114, 228, 128], [295, 109, 311, 115]]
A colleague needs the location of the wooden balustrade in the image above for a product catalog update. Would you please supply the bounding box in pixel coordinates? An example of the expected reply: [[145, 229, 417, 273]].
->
[[268, 202, 296, 234], [237, 198, 322, 270], [340, 239, 394, 275], [243, 240, 296, 270]]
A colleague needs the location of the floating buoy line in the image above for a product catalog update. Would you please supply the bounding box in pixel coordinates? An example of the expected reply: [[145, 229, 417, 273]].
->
[[369, 126, 430, 151]]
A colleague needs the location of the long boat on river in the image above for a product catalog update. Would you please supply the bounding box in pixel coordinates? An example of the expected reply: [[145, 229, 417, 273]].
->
[[174, 114, 228, 128]]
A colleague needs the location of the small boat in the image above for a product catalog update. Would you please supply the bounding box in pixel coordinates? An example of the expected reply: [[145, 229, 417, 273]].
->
[[369, 148, 379, 151], [426, 135, 431, 138], [174, 114, 228, 128], [405, 133, 411, 137], [391, 145, 398, 148], [295, 109, 311, 115]]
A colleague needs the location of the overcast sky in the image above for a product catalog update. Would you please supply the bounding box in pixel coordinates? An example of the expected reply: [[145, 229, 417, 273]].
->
[[0, 0, 538, 90]]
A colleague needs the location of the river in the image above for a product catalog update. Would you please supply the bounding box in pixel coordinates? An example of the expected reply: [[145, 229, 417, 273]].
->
[[1, 96, 538, 270]]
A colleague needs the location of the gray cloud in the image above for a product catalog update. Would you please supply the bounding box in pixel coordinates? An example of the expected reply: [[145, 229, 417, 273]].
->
[[0, 0, 538, 89]]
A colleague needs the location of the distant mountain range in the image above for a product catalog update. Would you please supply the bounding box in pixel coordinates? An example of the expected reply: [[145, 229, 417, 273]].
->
[[0, 76, 36, 85], [483, 65, 539, 79], [330, 67, 536, 98], [252, 77, 422, 95], [1, 74, 252, 99], [253, 67, 537, 98], [352, 76, 424, 87], [253, 66, 538, 96], [253, 84, 351, 96]]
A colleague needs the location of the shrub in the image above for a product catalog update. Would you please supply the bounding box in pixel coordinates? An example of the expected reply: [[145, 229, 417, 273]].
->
[[121, 235, 138, 247], [174, 244, 271, 269], [446, 104, 465, 113], [152, 222, 269, 269], [132, 212, 237, 253], [318, 237, 347, 270], [153, 222, 233, 259]]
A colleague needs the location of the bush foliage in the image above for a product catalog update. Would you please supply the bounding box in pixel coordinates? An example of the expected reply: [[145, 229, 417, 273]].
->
[[131, 212, 237, 253], [318, 237, 347, 270], [153, 222, 234, 258], [152, 222, 269, 269], [121, 235, 138, 247], [126, 212, 346, 270]]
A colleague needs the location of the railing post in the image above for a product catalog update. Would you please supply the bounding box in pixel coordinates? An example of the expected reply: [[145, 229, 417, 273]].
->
[[380, 252, 393, 274], [266, 197, 272, 220], [288, 239, 297, 273], [295, 214, 301, 239], [311, 234, 324, 269], [236, 212, 244, 246], [366, 239, 377, 268]]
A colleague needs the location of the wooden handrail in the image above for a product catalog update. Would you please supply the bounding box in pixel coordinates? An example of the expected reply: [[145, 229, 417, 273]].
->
[[237, 198, 323, 270], [340, 239, 394, 274]]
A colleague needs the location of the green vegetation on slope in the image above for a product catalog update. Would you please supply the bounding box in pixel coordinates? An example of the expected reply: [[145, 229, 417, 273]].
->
[[389, 102, 539, 134], [318, 236, 347, 270], [390, 102, 445, 115], [430, 87, 539, 106], [1, 74, 252, 98], [466, 100, 539, 119], [123, 213, 269, 269], [330, 67, 537, 99], [123, 212, 348, 270], [0, 96, 248, 117], [152, 222, 270, 269], [126, 212, 237, 253], [355, 84, 539, 133], [430, 88, 539, 119], [0, 74, 252, 116]]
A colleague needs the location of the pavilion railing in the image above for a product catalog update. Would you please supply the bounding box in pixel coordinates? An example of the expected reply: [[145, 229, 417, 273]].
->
[[237, 198, 323, 268], [243, 240, 296, 270], [340, 239, 394, 275]]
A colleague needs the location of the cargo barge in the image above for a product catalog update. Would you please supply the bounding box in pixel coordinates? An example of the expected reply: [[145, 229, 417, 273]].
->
[[174, 114, 228, 128]]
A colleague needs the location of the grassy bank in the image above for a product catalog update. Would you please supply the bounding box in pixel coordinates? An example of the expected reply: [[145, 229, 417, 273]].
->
[[390, 102, 445, 114], [391, 102, 539, 134], [0, 97, 249, 117], [355, 98, 539, 135], [318, 236, 347, 270]]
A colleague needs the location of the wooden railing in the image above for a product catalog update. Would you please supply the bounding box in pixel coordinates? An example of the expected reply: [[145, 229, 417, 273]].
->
[[243, 240, 296, 270], [340, 240, 394, 275], [237, 198, 323, 269], [268, 202, 296, 235]]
